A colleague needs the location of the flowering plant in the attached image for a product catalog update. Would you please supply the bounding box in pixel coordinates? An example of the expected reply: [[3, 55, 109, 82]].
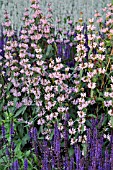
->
[[0, 0, 113, 169]]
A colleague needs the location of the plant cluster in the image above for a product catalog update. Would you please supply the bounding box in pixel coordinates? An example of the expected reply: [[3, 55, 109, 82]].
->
[[0, 0, 113, 169]]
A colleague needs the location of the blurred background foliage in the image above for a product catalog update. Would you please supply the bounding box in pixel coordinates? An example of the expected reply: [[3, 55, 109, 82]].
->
[[0, 0, 111, 35]]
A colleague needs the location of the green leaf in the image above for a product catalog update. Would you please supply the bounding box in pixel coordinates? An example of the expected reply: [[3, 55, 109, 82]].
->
[[13, 97, 18, 105], [15, 142, 21, 153], [64, 18, 67, 24], [21, 134, 29, 146], [8, 106, 16, 114], [82, 143, 87, 157], [46, 45, 53, 56], [69, 147, 74, 157], [14, 105, 27, 117], [50, 130, 54, 140], [105, 40, 111, 47], [86, 120, 92, 127], [91, 90, 93, 98], [0, 99, 4, 111], [80, 69, 83, 78], [32, 114, 39, 121], [110, 117, 113, 127], [102, 116, 107, 126], [58, 85, 61, 93], [88, 114, 97, 118], [25, 150, 30, 157], [6, 82, 12, 91], [96, 97, 104, 102]]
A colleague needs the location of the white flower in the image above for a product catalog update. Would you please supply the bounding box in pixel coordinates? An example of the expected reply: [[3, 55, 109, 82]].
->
[[103, 134, 107, 138], [60, 133, 64, 139], [68, 119, 74, 126], [108, 109, 113, 116], [49, 63, 54, 68], [109, 92, 113, 98], [78, 136, 82, 142], [53, 112, 59, 118], [78, 118, 86, 124], [87, 25, 95, 31], [111, 76, 113, 83], [108, 120, 112, 128], [45, 135, 50, 140], [88, 18, 94, 23], [111, 84, 113, 90], [57, 107, 65, 113], [88, 82, 96, 89], [88, 63, 94, 68], [77, 111, 86, 118], [35, 48, 42, 53], [104, 92, 109, 97], [76, 25, 84, 31], [81, 93, 86, 98], [82, 150, 85, 156], [70, 138, 77, 145], [69, 128, 76, 135], [56, 57, 61, 63], [107, 134, 110, 141], [58, 123, 64, 131], [65, 67, 69, 72]]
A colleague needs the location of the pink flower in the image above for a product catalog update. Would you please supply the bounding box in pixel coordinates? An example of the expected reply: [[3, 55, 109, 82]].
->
[[36, 34, 42, 40], [94, 12, 100, 17], [76, 25, 83, 31], [37, 118, 45, 125], [104, 100, 112, 107], [68, 20, 73, 25], [40, 18, 47, 25], [110, 29, 113, 34], [97, 18, 103, 23], [4, 21, 11, 27], [76, 34, 84, 41]]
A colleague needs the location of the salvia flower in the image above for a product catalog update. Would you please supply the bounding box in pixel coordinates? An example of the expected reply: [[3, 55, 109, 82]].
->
[[24, 158, 28, 170], [1, 123, 6, 141], [11, 160, 19, 170], [10, 121, 14, 141]]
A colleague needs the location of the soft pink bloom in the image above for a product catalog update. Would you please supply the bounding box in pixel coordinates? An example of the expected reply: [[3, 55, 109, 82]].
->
[[96, 18, 103, 23]]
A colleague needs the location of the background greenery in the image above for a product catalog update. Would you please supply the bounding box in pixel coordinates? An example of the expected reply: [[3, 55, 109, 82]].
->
[[0, 0, 111, 35]]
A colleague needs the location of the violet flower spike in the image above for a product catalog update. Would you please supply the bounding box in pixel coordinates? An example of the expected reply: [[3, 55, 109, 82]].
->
[[24, 158, 28, 170]]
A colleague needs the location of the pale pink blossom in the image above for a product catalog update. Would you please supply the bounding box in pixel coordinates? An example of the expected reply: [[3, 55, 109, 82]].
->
[[88, 82, 96, 89]]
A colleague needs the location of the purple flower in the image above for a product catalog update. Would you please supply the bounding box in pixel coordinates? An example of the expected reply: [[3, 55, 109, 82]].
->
[[70, 157, 74, 170], [10, 121, 14, 141], [104, 148, 110, 170], [24, 158, 28, 170], [12, 160, 19, 170], [11, 141, 15, 152], [74, 145, 81, 170], [6, 147, 10, 158], [1, 123, 6, 141], [57, 43, 63, 58], [0, 25, 4, 57], [33, 127, 37, 142], [51, 156, 55, 169]]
